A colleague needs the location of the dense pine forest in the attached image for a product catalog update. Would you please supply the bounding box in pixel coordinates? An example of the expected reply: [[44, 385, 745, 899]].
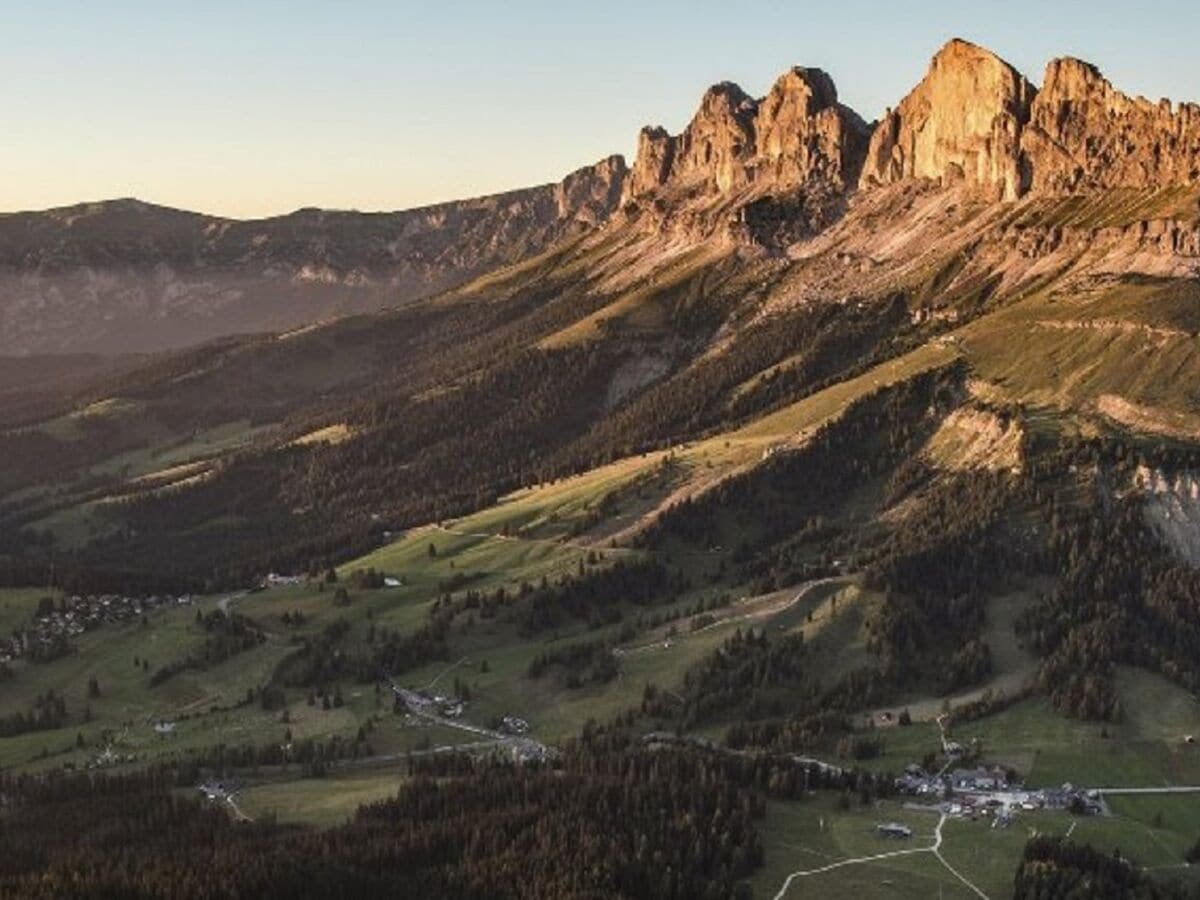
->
[[1, 740, 895, 899]]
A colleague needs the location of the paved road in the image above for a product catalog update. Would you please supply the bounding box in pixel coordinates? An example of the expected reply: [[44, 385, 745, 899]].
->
[[1097, 786, 1200, 795], [330, 739, 508, 771]]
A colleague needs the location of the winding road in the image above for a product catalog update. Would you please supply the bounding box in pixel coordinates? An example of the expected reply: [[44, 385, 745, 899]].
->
[[615, 576, 844, 657]]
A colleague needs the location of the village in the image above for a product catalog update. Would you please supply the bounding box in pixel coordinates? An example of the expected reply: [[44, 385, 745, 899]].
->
[[882, 711, 1105, 833], [893, 762, 1104, 826], [1, 591, 197, 664], [389, 682, 547, 762]]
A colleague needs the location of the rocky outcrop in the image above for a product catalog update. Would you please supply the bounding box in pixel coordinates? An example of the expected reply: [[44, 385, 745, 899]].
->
[[859, 39, 1035, 201], [625, 127, 676, 201], [624, 83, 758, 198], [859, 40, 1200, 200], [623, 68, 870, 205], [1135, 465, 1200, 567], [0, 157, 628, 355], [9, 40, 1200, 356], [1022, 58, 1200, 194], [554, 155, 628, 224], [672, 82, 759, 193], [754, 67, 870, 189]]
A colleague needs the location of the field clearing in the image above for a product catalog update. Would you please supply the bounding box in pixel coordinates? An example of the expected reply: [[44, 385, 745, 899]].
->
[[338, 521, 603, 621], [737, 340, 959, 444], [287, 423, 354, 448], [14, 418, 275, 548], [3, 397, 144, 441], [235, 767, 406, 827], [869, 588, 1040, 727], [0, 587, 57, 635], [756, 788, 1200, 900], [1104, 794, 1200, 862]]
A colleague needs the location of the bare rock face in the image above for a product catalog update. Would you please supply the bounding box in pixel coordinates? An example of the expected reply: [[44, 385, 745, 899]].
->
[[625, 127, 677, 199], [1022, 58, 1200, 193], [623, 67, 870, 207], [754, 67, 871, 188], [555, 154, 629, 224], [625, 83, 758, 199], [672, 82, 759, 192], [859, 39, 1036, 200]]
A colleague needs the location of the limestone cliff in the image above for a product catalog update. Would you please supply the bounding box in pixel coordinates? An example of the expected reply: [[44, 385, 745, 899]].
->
[[623, 67, 869, 205], [859, 40, 1200, 200], [859, 39, 1035, 201], [754, 67, 871, 189], [1022, 57, 1200, 193], [554, 154, 628, 224]]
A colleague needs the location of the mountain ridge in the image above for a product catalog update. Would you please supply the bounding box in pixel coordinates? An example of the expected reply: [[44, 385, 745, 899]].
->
[[3, 37, 1198, 359], [626, 37, 1200, 218], [0, 155, 627, 355]]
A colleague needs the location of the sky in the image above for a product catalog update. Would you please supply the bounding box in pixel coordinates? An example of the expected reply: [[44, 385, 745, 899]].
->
[[1, 0, 1197, 219]]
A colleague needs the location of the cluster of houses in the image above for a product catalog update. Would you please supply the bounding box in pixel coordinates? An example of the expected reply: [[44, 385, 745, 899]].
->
[[896, 764, 1103, 818], [508, 737, 552, 764], [392, 686, 466, 719], [86, 746, 138, 770], [390, 681, 553, 764], [1, 592, 195, 664], [498, 715, 530, 735], [198, 780, 238, 801], [263, 573, 306, 588], [897, 763, 1013, 797]]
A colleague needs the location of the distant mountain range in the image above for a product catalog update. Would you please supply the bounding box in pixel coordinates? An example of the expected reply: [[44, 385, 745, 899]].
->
[[0, 156, 626, 355]]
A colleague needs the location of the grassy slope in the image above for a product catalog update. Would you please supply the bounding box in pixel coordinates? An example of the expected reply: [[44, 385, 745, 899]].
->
[[961, 278, 1200, 437], [13, 416, 273, 549], [862, 666, 1200, 790]]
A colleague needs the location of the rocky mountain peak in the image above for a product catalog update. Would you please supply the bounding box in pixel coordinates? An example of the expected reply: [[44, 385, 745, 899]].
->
[[623, 66, 869, 210], [859, 38, 1036, 200], [754, 66, 870, 189], [1022, 57, 1200, 193], [554, 154, 629, 224], [668, 81, 759, 193]]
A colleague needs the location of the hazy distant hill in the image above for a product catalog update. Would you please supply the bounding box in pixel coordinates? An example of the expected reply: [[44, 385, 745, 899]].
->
[[0, 155, 626, 355]]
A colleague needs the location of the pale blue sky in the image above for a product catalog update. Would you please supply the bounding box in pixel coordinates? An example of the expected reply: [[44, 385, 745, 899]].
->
[[1, 0, 1196, 218]]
